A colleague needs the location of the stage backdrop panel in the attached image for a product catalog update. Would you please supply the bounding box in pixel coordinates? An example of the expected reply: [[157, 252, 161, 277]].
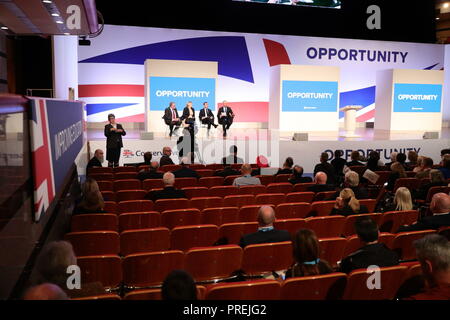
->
[[145, 59, 218, 132], [375, 69, 444, 132], [269, 65, 340, 132]]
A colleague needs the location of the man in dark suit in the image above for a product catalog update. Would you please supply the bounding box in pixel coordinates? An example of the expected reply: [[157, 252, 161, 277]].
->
[[288, 165, 313, 184], [162, 102, 181, 137], [104, 113, 126, 168], [217, 100, 235, 137], [313, 152, 336, 185], [346, 151, 365, 167], [199, 102, 218, 132], [159, 147, 175, 167], [307, 172, 336, 193], [215, 165, 240, 178], [138, 161, 163, 181], [173, 157, 199, 178], [239, 206, 291, 248], [145, 172, 186, 201], [398, 193, 450, 232], [86, 149, 104, 173], [339, 217, 399, 274]]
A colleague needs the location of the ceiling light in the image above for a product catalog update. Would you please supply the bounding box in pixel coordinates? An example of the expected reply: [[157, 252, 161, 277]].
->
[[444, 3, 450, 8], [51, 13, 59, 17], [56, 20, 63, 24], [1, 26, 8, 30], [64, 32, 70, 35], [436, 17, 440, 20], [43, 0, 52, 3]]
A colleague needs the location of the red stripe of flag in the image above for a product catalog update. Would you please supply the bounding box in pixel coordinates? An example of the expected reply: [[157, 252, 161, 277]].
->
[[356, 109, 375, 122], [78, 84, 144, 97]]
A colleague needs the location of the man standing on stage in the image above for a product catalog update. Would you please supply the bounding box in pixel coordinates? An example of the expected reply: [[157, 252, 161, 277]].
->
[[104, 113, 126, 168], [217, 100, 234, 137], [163, 102, 181, 137], [199, 102, 218, 135]]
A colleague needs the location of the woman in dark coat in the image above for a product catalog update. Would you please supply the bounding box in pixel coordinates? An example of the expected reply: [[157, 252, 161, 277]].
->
[[104, 113, 126, 167]]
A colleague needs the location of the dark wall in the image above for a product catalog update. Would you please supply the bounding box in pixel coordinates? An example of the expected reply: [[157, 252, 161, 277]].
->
[[96, 0, 437, 43]]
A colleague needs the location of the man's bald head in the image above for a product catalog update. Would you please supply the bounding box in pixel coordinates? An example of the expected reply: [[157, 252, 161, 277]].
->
[[430, 193, 450, 215], [23, 283, 69, 300], [257, 206, 276, 227], [315, 171, 327, 184], [150, 161, 159, 171], [240, 163, 252, 175]]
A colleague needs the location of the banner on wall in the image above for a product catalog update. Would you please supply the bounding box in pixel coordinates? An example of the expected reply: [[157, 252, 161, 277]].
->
[[282, 80, 338, 112], [30, 98, 84, 221], [393, 83, 443, 113]]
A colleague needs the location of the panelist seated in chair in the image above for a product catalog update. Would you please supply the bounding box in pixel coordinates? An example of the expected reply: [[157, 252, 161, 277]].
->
[[217, 100, 235, 137], [162, 102, 181, 137], [181, 101, 196, 130], [199, 102, 218, 131]]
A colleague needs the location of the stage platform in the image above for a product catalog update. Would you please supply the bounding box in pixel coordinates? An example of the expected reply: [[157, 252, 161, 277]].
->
[[87, 127, 450, 175]]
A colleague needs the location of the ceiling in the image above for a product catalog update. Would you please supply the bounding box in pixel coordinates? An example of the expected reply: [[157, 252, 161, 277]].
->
[[436, 0, 450, 43], [0, 0, 99, 36]]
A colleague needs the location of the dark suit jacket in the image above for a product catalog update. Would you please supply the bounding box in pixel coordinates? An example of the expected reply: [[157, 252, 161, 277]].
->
[[138, 170, 164, 181], [307, 184, 336, 193], [313, 162, 336, 185], [199, 108, 214, 121], [347, 160, 365, 167], [163, 107, 180, 125], [159, 155, 174, 167], [216, 167, 241, 177], [330, 204, 369, 217], [398, 213, 450, 232], [181, 107, 195, 122], [339, 243, 399, 274], [86, 157, 102, 172], [275, 168, 293, 175], [104, 123, 126, 149], [173, 167, 199, 178], [331, 158, 347, 176], [217, 106, 234, 125], [289, 176, 313, 184], [145, 186, 186, 202], [239, 229, 291, 248]]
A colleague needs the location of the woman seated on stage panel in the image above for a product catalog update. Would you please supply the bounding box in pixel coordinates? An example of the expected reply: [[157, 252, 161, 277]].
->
[[181, 101, 196, 133]]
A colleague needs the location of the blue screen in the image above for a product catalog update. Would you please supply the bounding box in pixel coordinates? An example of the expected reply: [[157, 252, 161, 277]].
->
[[393, 83, 442, 113], [282, 80, 339, 112]]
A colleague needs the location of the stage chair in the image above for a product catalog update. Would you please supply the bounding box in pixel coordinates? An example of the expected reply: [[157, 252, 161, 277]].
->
[[122, 251, 185, 289], [89, 173, 114, 181], [281, 273, 347, 300], [118, 212, 160, 232], [202, 207, 240, 226], [116, 190, 146, 202], [181, 187, 209, 199], [76, 255, 122, 291], [266, 183, 293, 194], [274, 174, 292, 183], [205, 279, 281, 300], [209, 185, 239, 197], [174, 177, 198, 189], [285, 192, 315, 203], [120, 228, 170, 256], [114, 172, 138, 180], [154, 198, 189, 212], [256, 175, 275, 186], [73, 294, 121, 300], [342, 213, 382, 237], [170, 225, 219, 251], [198, 177, 224, 188], [185, 245, 243, 283], [293, 183, 315, 192], [189, 196, 223, 211], [223, 194, 255, 208], [88, 167, 113, 175], [117, 200, 154, 214], [393, 178, 421, 192], [275, 202, 311, 219], [218, 222, 258, 245], [101, 191, 116, 202], [305, 216, 346, 238], [313, 191, 336, 202], [273, 218, 306, 238], [359, 199, 377, 213], [160, 208, 202, 230], [97, 180, 113, 192], [309, 201, 336, 217], [142, 179, 164, 191], [103, 201, 117, 214], [113, 179, 142, 192], [255, 193, 286, 206], [238, 205, 271, 222], [196, 169, 214, 178], [318, 237, 347, 268], [237, 185, 267, 196], [65, 231, 120, 256], [392, 230, 436, 261], [223, 175, 240, 185], [71, 214, 118, 232], [160, 164, 182, 172], [113, 166, 137, 173]]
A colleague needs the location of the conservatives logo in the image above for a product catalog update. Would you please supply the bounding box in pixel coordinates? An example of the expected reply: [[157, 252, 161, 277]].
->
[[123, 149, 134, 158]]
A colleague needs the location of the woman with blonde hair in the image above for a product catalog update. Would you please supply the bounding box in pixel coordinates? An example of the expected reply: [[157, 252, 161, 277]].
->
[[393, 187, 413, 211], [331, 188, 369, 216], [73, 178, 105, 214]]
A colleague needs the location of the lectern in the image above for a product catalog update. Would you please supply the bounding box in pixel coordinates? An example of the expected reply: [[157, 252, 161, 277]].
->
[[340, 105, 362, 138]]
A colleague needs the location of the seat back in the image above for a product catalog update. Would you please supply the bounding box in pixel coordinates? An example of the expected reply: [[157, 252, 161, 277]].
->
[[182, 187, 209, 199], [198, 176, 225, 188], [71, 214, 118, 232], [115, 172, 138, 180], [273, 219, 306, 238], [174, 177, 198, 189], [118, 212, 160, 232], [343, 213, 382, 237], [101, 191, 116, 202], [88, 167, 113, 175], [359, 199, 377, 213], [275, 174, 292, 183], [209, 185, 239, 197], [160, 164, 182, 172], [425, 186, 450, 203], [310, 201, 336, 217], [196, 169, 214, 178], [103, 201, 117, 214], [97, 180, 113, 192], [116, 190, 147, 202], [370, 171, 390, 185], [293, 183, 315, 192], [188, 164, 205, 170], [76, 255, 122, 289], [242, 241, 293, 276], [154, 198, 189, 212], [238, 205, 268, 222], [65, 231, 120, 256], [218, 222, 258, 245], [256, 175, 276, 186], [113, 179, 142, 192], [142, 179, 164, 191], [255, 193, 286, 206], [313, 191, 336, 202], [223, 175, 240, 185], [205, 280, 281, 300], [306, 216, 346, 238], [237, 185, 267, 195], [276, 202, 311, 219], [202, 207, 240, 226], [120, 228, 171, 256], [205, 164, 224, 171], [285, 192, 315, 204], [379, 211, 404, 233], [400, 210, 419, 226], [114, 166, 137, 173], [223, 194, 255, 208], [118, 200, 154, 214], [89, 173, 113, 181], [160, 209, 202, 230], [266, 183, 293, 194], [393, 178, 420, 192], [189, 197, 224, 211], [318, 237, 347, 268], [392, 230, 436, 261], [281, 273, 347, 300], [170, 225, 219, 251], [343, 233, 395, 258]]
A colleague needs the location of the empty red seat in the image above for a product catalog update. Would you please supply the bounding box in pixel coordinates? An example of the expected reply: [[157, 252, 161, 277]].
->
[[160, 164, 182, 172], [101, 191, 116, 202], [76, 255, 122, 290], [182, 187, 209, 199], [113, 166, 137, 173], [174, 177, 198, 189], [223, 175, 240, 185], [359, 199, 377, 213], [160, 209, 202, 229], [154, 198, 189, 212], [97, 180, 113, 192], [238, 205, 268, 222], [276, 202, 311, 219], [218, 222, 258, 244], [120, 228, 170, 256], [103, 201, 117, 214], [189, 197, 223, 211], [273, 218, 306, 237], [198, 177, 224, 188], [242, 241, 293, 276], [266, 183, 293, 194], [255, 193, 286, 206], [71, 214, 118, 232], [209, 185, 239, 197], [400, 210, 420, 226], [142, 179, 164, 191], [293, 183, 315, 192], [392, 230, 436, 261], [318, 237, 347, 267], [170, 225, 219, 251], [237, 185, 267, 195], [379, 211, 405, 233], [285, 192, 315, 203], [205, 279, 281, 300], [281, 273, 347, 300], [113, 179, 141, 192], [256, 175, 275, 186], [116, 190, 147, 202], [393, 178, 421, 192], [119, 212, 160, 232], [114, 172, 138, 180], [313, 191, 336, 202], [223, 194, 255, 208], [202, 207, 240, 226], [118, 200, 154, 214], [274, 174, 292, 183], [306, 216, 346, 238], [343, 213, 382, 237], [196, 169, 214, 178], [310, 201, 336, 217], [65, 231, 120, 256]]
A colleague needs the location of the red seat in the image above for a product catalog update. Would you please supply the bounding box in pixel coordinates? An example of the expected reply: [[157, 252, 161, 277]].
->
[[343, 213, 382, 237], [318, 237, 347, 268], [65, 231, 120, 256], [189, 197, 224, 211], [230, 164, 242, 170], [205, 164, 224, 171], [223, 175, 240, 185], [342, 266, 408, 300], [293, 183, 315, 192], [209, 185, 239, 197], [120, 228, 171, 256], [275, 174, 292, 183], [276, 202, 311, 219], [137, 165, 150, 172], [97, 180, 113, 192], [237, 185, 267, 195], [242, 241, 293, 276], [205, 279, 281, 300], [438, 226, 450, 241], [114, 172, 138, 180], [195, 169, 214, 178], [401, 210, 420, 226], [185, 245, 243, 282], [218, 222, 258, 244], [160, 164, 182, 172], [255, 193, 286, 206], [103, 201, 117, 214], [256, 175, 275, 186], [119, 212, 160, 232], [198, 177, 224, 188], [113, 166, 137, 173], [281, 273, 347, 300], [101, 191, 116, 202], [306, 216, 346, 238], [266, 183, 293, 194], [88, 167, 113, 175], [73, 294, 121, 300], [89, 173, 113, 181], [238, 205, 270, 222], [421, 186, 450, 204], [117, 200, 154, 214], [174, 177, 198, 189], [273, 218, 306, 238], [379, 211, 405, 233], [182, 187, 209, 199], [142, 179, 164, 191], [369, 171, 390, 186], [170, 225, 219, 251], [202, 207, 240, 226], [188, 164, 205, 170], [71, 214, 118, 232], [285, 192, 315, 203], [359, 199, 377, 213], [223, 194, 255, 208], [154, 198, 189, 212], [116, 190, 147, 202], [393, 178, 421, 192], [124, 286, 206, 300], [122, 251, 184, 289], [392, 230, 436, 261], [76, 255, 122, 290], [113, 179, 142, 192], [160, 208, 202, 229], [313, 191, 336, 202], [344, 233, 395, 257], [310, 201, 336, 217]]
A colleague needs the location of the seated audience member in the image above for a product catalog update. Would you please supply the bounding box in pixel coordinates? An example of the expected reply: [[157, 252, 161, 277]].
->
[[339, 217, 399, 273], [385, 152, 398, 169], [239, 206, 291, 248], [288, 165, 312, 184], [407, 150, 419, 169], [159, 146, 175, 167], [347, 151, 365, 167], [313, 152, 336, 185], [222, 145, 244, 165], [330, 188, 368, 217], [86, 149, 104, 173], [134, 151, 152, 167], [285, 229, 333, 279], [415, 169, 447, 200], [405, 234, 450, 300], [366, 151, 383, 172], [173, 157, 199, 178], [215, 164, 240, 178], [275, 157, 294, 175], [396, 152, 409, 171], [138, 161, 163, 180], [438, 154, 450, 180], [441, 148, 450, 158], [23, 283, 69, 300], [307, 172, 335, 193], [73, 178, 105, 214], [233, 164, 261, 187], [251, 155, 269, 176], [161, 270, 197, 300], [342, 171, 369, 199], [415, 157, 434, 179], [413, 156, 425, 173], [388, 187, 414, 212], [331, 150, 347, 177], [398, 193, 450, 232], [145, 172, 186, 201], [386, 162, 407, 191]]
